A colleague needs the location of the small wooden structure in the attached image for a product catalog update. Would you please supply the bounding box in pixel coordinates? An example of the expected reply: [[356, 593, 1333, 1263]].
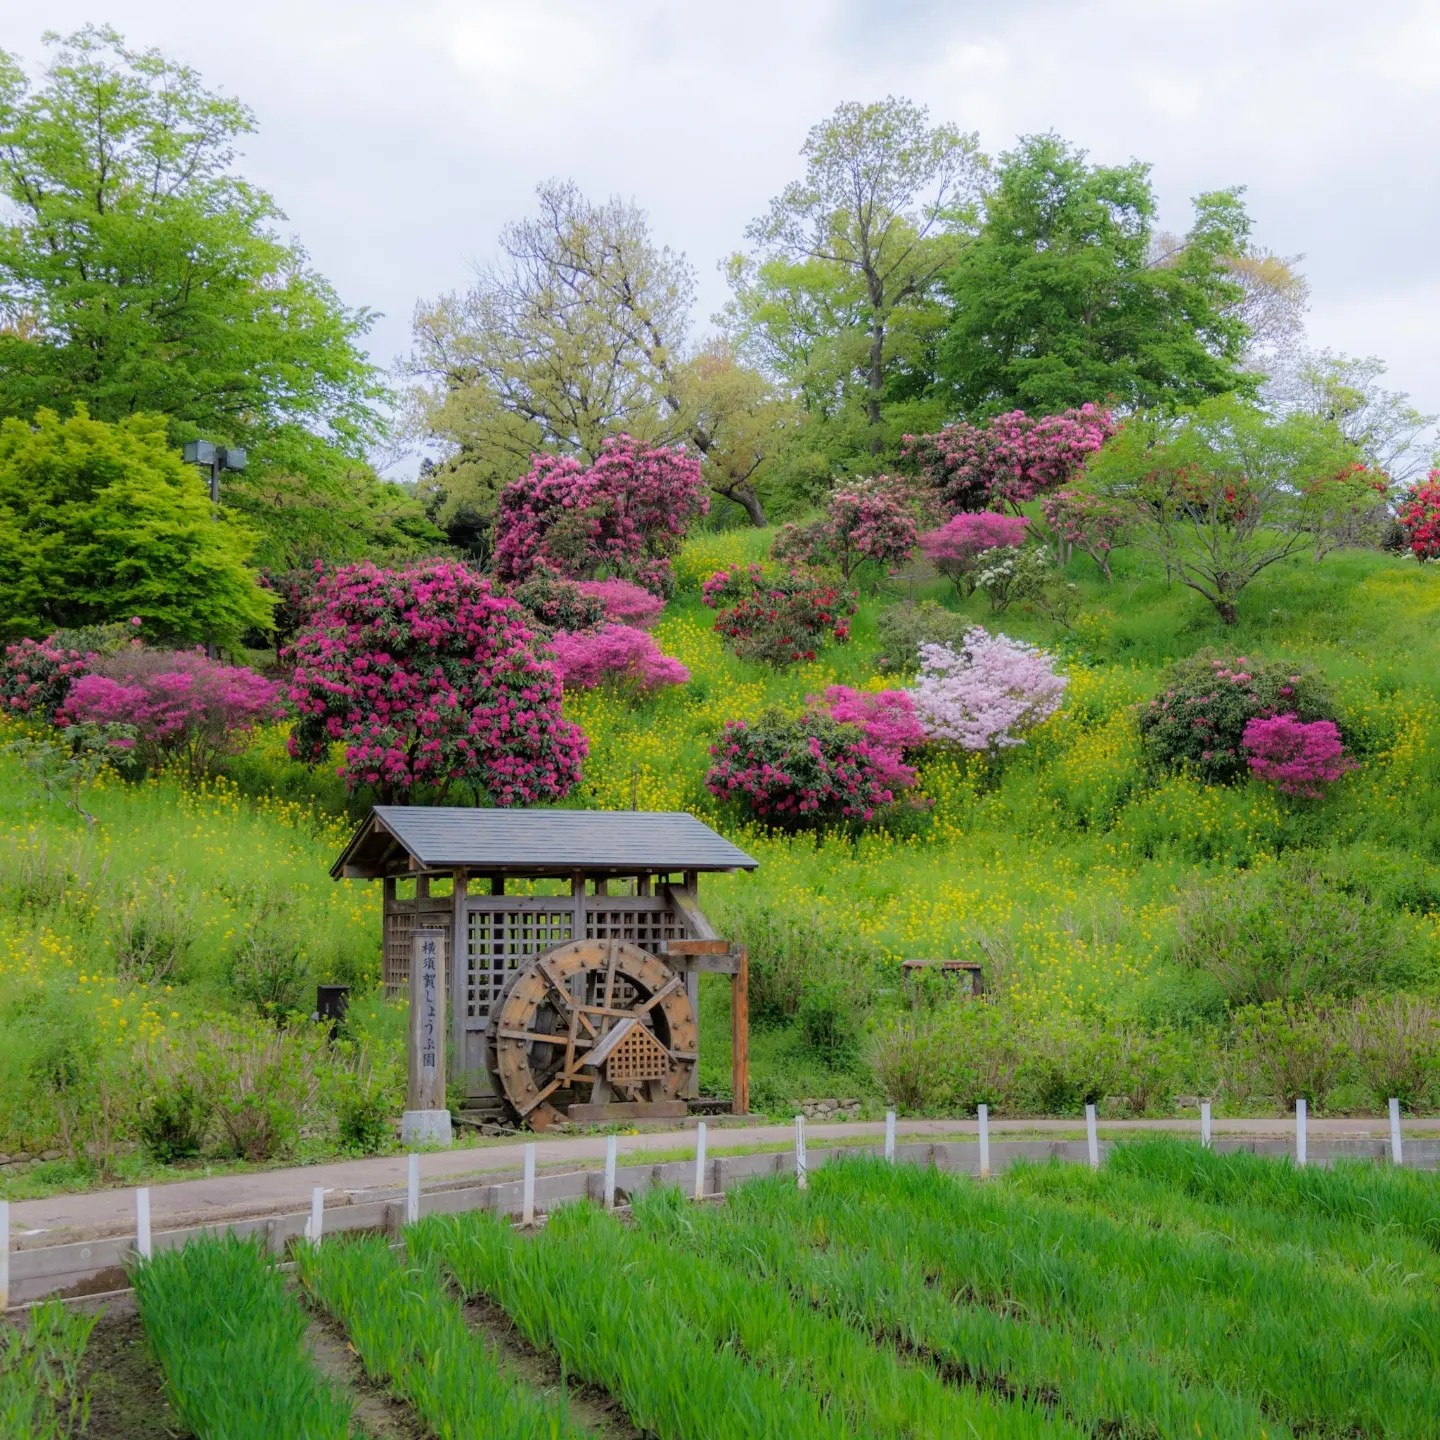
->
[[332, 808, 758, 1128], [902, 958, 985, 997]]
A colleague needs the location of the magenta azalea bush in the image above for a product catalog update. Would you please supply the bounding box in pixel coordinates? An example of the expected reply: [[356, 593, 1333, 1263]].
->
[[919, 512, 1029, 595], [549, 624, 689, 693], [903, 404, 1115, 515], [1243, 714, 1356, 798], [286, 559, 587, 804], [771, 476, 919, 581], [908, 628, 1068, 750], [815, 685, 926, 793], [575, 578, 664, 629], [493, 435, 708, 595], [1, 635, 97, 720], [59, 650, 286, 777]]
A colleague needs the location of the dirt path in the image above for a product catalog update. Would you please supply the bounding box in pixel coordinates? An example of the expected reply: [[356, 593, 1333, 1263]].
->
[[302, 1308, 428, 1440], [77, 1305, 189, 1440]]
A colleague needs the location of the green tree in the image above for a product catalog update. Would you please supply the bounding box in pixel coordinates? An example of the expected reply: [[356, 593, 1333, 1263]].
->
[[0, 408, 273, 644], [729, 97, 988, 457], [1087, 395, 1361, 624], [0, 27, 389, 553], [937, 135, 1253, 415]]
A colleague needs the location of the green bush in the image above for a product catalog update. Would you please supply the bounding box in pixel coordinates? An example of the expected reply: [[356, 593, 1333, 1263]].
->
[[193, 1019, 324, 1162], [1171, 856, 1411, 1007], [106, 882, 196, 984], [137, 1058, 212, 1164], [1137, 650, 1337, 784], [224, 897, 312, 1018], [1227, 1001, 1353, 1110], [1338, 994, 1440, 1112], [874, 601, 971, 673]]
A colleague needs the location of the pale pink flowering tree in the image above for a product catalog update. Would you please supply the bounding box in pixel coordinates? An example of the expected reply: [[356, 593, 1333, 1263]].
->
[[549, 624, 689, 693], [1039, 489, 1129, 578], [772, 476, 919, 581], [907, 628, 1068, 750]]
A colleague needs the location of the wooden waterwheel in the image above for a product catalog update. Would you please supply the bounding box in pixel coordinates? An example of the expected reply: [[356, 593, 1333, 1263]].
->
[[484, 938, 698, 1129]]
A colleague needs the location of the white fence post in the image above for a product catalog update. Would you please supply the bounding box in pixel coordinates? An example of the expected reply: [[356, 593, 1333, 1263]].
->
[[884, 1110, 896, 1164], [1389, 1098, 1403, 1166], [308, 1186, 324, 1248], [407, 1153, 420, 1226], [693, 1121, 708, 1201], [603, 1134, 617, 1210], [1085, 1104, 1099, 1169], [135, 1188, 152, 1261], [795, 1115, 808, 1191], [978, 1104, 990, 1178], [0, 1201, 9, 1312], [522, 1143, 536, 1226], [1200, 1100, 1212, 1149], [1296, 1098, 1307, 1168]]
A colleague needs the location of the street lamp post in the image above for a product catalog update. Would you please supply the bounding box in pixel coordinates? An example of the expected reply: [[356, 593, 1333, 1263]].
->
[[182, 439, 247, 505]]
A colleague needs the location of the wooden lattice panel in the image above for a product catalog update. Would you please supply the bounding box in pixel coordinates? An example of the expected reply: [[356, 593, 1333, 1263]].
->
[[604, 1022, 670, 1085], [383, 905, 451, 994], [466, 907, 574, 1019], [585, 904, 688, 953]]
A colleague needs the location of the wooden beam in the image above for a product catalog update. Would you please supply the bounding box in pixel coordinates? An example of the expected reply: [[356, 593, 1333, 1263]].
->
[[566, 1100, 687, 1123], [665, 939, 731, 955], [451, 869, 468, 1071], [664, 885, 718, 940], [731, 945, 750, 1117]]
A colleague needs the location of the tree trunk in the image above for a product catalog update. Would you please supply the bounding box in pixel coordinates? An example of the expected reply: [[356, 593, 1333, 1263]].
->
[[718, 484, 768, 528], [867, 317, 886, 451], [1215, 598, 1239, 624]]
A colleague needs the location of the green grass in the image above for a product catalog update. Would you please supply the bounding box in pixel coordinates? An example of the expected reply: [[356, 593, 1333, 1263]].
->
[[132, 1233, 357, 1439], [0, 1300, 94, 1440]]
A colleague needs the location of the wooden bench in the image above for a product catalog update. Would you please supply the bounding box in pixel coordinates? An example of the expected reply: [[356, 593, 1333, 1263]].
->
[[902, 959, 984, 997]]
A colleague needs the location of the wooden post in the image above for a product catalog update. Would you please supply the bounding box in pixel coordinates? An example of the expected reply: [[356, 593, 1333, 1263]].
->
[[884, 1110, 896, 1163], [794, 1115, 808, 1190], [731, 945, 750, 1116], [1296, 1098, 1308, 1167], [1200, 1100, 1212, 1148], [694, 1121, 708, 1201], [978, 1103, 990, 1178], [308, 1187, 324, 1248], [136, 1189, 152, 1260], [1389, 1098, 1403, 1166], [522, 1143, 536, 1225], [450, 869, 468, 1085], [603, 1134, 617, 1210], [0, 1201, 9, 1312], [402, 928, 452, 1147], [1085, 1104, 1099, 1169], [407, 1154, 420, 1225]]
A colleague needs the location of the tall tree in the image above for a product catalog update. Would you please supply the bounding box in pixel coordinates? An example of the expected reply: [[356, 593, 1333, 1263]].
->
[[409, 180, 785, 532], [937, 135, 1252, 416], [0, 27, 390, 555], [734, 97, 988, 453]]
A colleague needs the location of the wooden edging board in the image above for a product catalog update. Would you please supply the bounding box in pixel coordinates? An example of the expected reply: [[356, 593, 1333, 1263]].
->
[[6, 1134, 1440, 1310]]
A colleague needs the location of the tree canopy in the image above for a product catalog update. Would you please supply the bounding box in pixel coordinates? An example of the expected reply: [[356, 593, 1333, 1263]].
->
[[936, 135, 1253, 416]]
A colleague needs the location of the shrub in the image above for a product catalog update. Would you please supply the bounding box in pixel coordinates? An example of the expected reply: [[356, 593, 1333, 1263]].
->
[[286, 559, 587, 804], [330, 1056, 397, 1155], [1242, 713, 1356, 797], [225, 906, 312, 1020], [0, 635, 95, 720], [902, 404, 1115, 515], [508, 575, 607, 635], [871, 997, 1020, 1115], [548, 624, 689, 693], [771, 476, 919, 581], [1338, 995, 1440, 1112], [1397, 469, 1440, 559], [59, 650, 286, 778], [972, 544, 1073, 619], [1228, 1001, 1352, 1110], [106, 883, 197, 984], [1138, 650, 1337, 785], [194, 1019, 325, 1162], [815, 685, 926, 793], [908, 628, 1068, 751], [705, 707, 907, 826], [702, 566, 856, 667], [875, 601, 972, 674], [257, 561, 329, 648], [575, 577, 665, 628], [493, 434, 708, 594], [1171, 857, 1406, 1008], [1039, 488, 1128, 578], [137, 1055, 213, 1163], [918, 512, 1029, 595]]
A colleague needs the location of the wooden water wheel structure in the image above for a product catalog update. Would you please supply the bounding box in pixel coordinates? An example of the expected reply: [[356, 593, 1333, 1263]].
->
[[484, 939, 698, 1128]]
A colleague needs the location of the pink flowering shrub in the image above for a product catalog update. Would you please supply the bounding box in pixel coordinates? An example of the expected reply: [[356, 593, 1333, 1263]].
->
[[1138, 651, 1338, 785], [1243, 714, 1356, 798], [919, 513, 1030, 595], [2, 636, 96, 719], [258, 561, 329, 647], [701, 565, 856, 667], [1039, 488, 1128, 578], [815, 685, 927, 792], [493, 435, 708, 595], [705, 707, 909, 827], [286, 559, 587, 804], [771, 477, 919, 581], [549, 624, 689, 693], [508, 575, 608, 635], [575, 578, 665, 629], [1398, 471, 1440, 560], [908, 628, 1068, 750], [58, 649, 286, 777], [903, 404, 1115, 515]]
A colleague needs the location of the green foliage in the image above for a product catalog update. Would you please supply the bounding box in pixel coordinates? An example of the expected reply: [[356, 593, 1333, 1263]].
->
[[133, 1235, 354, 1439], [0, 1300, 94, 1440], [874, 599, 974, 671], [0, 407, 274, 644], [938, 135, 1252, 414], [192, 1018, 324, 1161]]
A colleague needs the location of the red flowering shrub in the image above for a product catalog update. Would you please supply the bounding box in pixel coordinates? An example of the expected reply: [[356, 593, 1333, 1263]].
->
[[705, 708, 904, 826], [771, 477, 919, 580], [286, 560, 587, 803], [59, 649, 286, 778], [1242, 714, 1356, 798], [1138, 651, 1338, 785], [701, 566, 856, 667], [1039, 488, 1128, 578], [1398, 471, 1440, 560], [903, 404, 1115, 516], [508, 575, 608, 635], [549, 624, 689, 693], [918, 512, 1029, 595], [575, 578, 665, 629], [2, 636, 96, 719], [493, 435, 708, 595]]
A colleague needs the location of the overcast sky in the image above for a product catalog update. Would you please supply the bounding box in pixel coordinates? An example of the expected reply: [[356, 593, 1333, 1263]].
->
[[5, 1, 1438, 464]]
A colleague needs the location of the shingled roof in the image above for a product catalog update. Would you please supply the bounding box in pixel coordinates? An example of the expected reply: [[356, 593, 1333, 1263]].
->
[[331, 807, 759, 880]]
